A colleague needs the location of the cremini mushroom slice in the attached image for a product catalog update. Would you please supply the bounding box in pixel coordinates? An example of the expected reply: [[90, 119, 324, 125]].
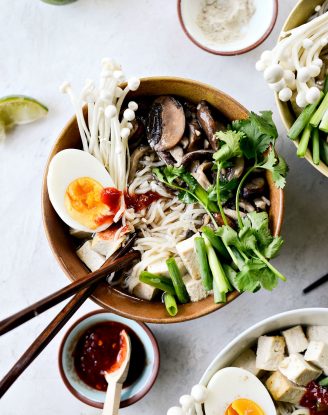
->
[[146, 95, 186, 152]]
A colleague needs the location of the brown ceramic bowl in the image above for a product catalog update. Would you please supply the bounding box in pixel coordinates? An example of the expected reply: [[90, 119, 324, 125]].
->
[[276, 0, 328, 177], [42, 77, 284, 324]]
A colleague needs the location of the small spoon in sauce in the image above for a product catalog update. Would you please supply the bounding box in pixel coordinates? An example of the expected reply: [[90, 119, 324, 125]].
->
[[102, 330, 131, 415]]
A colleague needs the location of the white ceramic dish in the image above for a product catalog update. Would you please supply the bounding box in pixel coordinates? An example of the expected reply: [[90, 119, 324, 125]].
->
[[177, 0, 278, 55], [199, 308, 328, 388]]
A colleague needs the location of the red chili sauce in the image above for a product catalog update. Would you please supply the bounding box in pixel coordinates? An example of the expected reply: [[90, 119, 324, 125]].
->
[[300, 381, 328, 415], [124, 190, 161, 211], [73, 321, 146, 391]]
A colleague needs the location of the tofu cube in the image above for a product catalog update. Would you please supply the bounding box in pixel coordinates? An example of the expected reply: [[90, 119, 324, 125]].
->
[[231, 349, 262, 377], [92, 225, 130, 257], [256, 336, 286, 371], [279, 353, 322, 386], [132, 282, 158, 301], [266, 371, 306, 404], [176, 234, 201, 280], [183, 275, 208, 302], [147, 258, 187, 278], [76, 241, 106, 272], [306, 326, 328, 344], [282, 326, 309, 354], [304, 341, 328, 375]]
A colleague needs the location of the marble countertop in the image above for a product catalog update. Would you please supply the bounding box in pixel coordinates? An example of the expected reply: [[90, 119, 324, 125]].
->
[[1, 1, 328, 414]]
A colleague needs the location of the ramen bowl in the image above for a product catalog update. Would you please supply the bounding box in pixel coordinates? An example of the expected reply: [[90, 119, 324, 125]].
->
[[276, 0, 328, 177], [42, 77, 284, 323]]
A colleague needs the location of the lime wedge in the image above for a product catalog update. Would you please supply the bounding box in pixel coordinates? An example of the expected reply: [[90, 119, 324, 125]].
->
[[0, 95, 48, 139]]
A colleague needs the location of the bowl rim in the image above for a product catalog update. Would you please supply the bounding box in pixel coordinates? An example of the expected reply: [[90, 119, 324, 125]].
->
[[199, 307, 328, 387], [58, 310, 160, 409], [176, 0, 279, 56], [275, 0, 328, 178], [42, 75, 284, 324]]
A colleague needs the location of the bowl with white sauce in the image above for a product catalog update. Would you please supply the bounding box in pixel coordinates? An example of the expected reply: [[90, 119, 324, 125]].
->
[[177, 0, 278, 56]]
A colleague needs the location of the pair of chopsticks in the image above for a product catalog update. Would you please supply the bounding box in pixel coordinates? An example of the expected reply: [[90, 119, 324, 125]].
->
[[303, 273, 328, 294], [0, 236, 139, 397]]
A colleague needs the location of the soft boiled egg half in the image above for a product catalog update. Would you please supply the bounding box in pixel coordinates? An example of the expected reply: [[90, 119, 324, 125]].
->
[[47, 149, 120, 233], [204, 367, 276, 415]]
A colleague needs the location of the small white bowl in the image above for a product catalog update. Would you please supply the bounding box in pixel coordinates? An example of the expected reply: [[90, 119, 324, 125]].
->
[[177, 0, 278, 56], [199, 308, 328, 387]]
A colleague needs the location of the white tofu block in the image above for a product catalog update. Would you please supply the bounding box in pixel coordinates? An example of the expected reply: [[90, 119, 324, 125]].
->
[[231, 349, 262, 377], [256, 336, 286, 371], [147, 258, 187, 278], [76, 241, 106, 272], [92, 225, 130, 257], [305, 341, 328, 375], [306, 326, 328, 344], [266, 371, 306, 404], [183, 275, 208, 302], [279, 353, 322, 386], [176, 233, 201, 280], [133, 282, 158, 301], [282, 326, 309, 354]]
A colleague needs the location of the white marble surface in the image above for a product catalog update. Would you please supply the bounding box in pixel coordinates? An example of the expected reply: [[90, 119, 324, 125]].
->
[[1, 0, 328, 414]]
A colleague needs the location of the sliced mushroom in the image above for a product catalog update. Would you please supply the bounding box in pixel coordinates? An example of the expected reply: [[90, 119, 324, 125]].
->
[[128, 117, 146, 151], [222, 157, 245, 181], [180, 136, 189, 150], [223, 208, 246, 221], [157, 151, 176, 165], [147, 96, 185, 152], [187, 120, 202, 152], [214, 212, 236, 228], [239, 198, 255, 213], [254, 198, 267, 210], [128, 146, 151, 182], [192, 162, 212, 190], [197, 100, 225, 150], [181, 150, 214, 166], [169, 146, 184, 166], [242, 177, 266, 199]]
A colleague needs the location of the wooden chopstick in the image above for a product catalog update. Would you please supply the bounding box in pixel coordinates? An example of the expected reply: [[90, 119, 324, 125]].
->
[[0, 235, 138, 397], [0, 285, 95, 398], [0, 251, 139, 336], [303, 273, 328, 294]]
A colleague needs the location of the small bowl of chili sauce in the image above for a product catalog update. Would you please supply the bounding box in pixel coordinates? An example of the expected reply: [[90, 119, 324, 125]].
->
[[58, 311, 160, 408]]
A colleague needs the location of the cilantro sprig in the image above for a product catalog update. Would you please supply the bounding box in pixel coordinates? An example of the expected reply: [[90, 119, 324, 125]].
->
[[153, 110, 288, 294]]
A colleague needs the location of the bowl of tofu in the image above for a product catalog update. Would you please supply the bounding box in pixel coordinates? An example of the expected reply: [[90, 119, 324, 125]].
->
[[42, 77, 284, 323], [199, 308, 328, 409]]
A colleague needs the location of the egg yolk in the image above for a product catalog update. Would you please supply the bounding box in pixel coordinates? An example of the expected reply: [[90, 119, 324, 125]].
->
[[225, 399, 265, 415], [65, 177, 115, 230]]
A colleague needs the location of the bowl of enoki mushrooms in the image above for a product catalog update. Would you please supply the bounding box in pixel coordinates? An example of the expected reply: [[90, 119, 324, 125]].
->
[[43, 62, 284, 323]]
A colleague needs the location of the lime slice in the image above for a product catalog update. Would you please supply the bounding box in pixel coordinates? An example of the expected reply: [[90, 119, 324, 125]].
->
[[0, 95, 48, 138]]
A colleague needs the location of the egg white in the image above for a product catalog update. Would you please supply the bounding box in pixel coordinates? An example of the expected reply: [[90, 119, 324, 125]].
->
[[47, 149, 115, 233], [204, 367, 276, 415]]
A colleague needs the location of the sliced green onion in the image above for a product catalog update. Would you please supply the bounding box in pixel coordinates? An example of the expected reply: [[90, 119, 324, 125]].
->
[[312, 128, 320, 165], [163, 293, 178, 317], [139, 271, 176, 296], [201, 226, 230, 260], [320, 138, 328, 165], [203, 236, 230, 303], [194, 237, 213, 291], [166, 258, 189, 304], [297, 124, 312, 158], [288, 92, 324, 140], [310, 92, 328, 127]]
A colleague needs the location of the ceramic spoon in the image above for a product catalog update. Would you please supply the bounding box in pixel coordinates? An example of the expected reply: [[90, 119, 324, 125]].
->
[[102, 330, 131, 415]]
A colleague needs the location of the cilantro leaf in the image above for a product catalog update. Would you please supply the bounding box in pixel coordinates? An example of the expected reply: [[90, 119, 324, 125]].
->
[[238, 225, 257, 251], [259, 149, 288, 189], [216, 225, 239, 247], [235, 258, 279, 292], [213, 130, 244, 163], [232, 111, 277, 160], [208, 178, 238, 204], [177, 191, 197, 204], [222, 264, 239, 291], [244, 211, 273, 248], [262, 236, 284, 259]]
